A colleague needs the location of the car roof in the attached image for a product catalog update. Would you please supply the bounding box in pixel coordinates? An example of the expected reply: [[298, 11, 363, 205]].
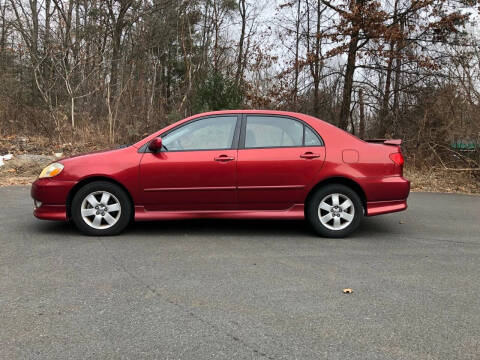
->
[[132, 110, 342, 148], [192, 109, 308, 118]]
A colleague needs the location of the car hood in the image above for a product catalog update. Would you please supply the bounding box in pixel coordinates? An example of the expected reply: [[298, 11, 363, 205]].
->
[[58, 146, 131, 163], [52, 145, 141, 182]]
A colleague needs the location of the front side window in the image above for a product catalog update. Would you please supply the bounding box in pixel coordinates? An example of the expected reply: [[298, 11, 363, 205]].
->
[[162, 116, 237, 151], [245, 116, 303, 148]]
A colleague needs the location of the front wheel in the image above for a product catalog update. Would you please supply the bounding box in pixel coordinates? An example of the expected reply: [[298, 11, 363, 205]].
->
[[71, 181, 132, 236], [306, 184, 363, 238]]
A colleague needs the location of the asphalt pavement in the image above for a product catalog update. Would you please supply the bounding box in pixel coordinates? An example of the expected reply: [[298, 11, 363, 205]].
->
[[0, 187, 479, 359]]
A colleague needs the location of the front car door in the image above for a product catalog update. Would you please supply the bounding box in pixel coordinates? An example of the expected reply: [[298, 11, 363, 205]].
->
[[237, 115, 325, 210], [139, 115, 240, 211]]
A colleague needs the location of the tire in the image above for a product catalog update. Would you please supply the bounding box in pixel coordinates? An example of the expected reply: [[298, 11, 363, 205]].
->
[[306, 184, 363, 238], [71, 181, 132, 236]]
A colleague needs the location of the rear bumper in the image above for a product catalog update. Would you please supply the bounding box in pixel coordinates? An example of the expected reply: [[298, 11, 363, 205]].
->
[[362, 176, 410, 202], [366, 199, 407, 216], [364, 176, 410, 216], [31, 178, 76, 221]]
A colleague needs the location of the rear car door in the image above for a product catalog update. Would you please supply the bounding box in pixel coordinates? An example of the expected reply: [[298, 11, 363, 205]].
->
[[237, 115, 325, 210], [139, 115, 240, 211]]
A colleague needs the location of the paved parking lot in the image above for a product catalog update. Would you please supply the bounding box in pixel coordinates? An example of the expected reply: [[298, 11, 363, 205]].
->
[[1, 187, 479, 359]]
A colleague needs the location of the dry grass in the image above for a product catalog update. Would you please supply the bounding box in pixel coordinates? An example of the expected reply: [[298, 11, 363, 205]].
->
[[405, 166, 480, 194]]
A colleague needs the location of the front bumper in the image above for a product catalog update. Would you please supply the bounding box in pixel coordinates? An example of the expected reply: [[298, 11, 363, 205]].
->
[[31, 178, 76, 221]]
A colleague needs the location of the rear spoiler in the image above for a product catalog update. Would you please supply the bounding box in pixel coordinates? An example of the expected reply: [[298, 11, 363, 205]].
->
[[364, 139, 402, 146]]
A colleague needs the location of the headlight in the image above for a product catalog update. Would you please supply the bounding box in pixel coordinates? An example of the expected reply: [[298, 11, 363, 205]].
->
[[39, 163, 64, 179]]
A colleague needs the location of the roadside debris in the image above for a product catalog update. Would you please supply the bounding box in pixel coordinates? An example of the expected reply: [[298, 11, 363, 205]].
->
[[0, 154, 55, 186], [0, 154, 13, 167], [343, 288, 353, 294]]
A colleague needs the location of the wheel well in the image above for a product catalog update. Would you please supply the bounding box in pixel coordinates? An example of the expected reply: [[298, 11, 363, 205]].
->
[[305, 177, 367, 211], [66, 177, 134, 220]]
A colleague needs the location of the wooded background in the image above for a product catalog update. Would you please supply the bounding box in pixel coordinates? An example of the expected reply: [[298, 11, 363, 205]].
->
[[0, 0, 479, 170]]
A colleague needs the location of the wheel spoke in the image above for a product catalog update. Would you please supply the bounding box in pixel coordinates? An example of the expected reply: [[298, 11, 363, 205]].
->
[[81, 208, 96, 217], [341, 212, 354, 222], [107, 203, 121, 212], [321, 213, 333, 223], [92, 215, 102, 227], [86, 194, 99, 207], [100, 192, 111, 205], [340, 199, 352, 210], [331, 194, 340, 206], [318, 192, 355, 231], [103, 213, 116, 225], [333, 217, 341, 228], [319, 202, 331, 212]]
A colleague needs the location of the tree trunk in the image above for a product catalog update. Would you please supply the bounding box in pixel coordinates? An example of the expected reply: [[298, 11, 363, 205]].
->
[[306, 0, 323, 117], [392, 19, 404, 136], [213, 0, 219, 72], [378, 42, 394, 137], [359, 88, 365, 139], [313, 0, 321, 116], [378, 0, 399, 137], [0, 1, 7, 68], [338, 30, 359, 130], [108, 0, 132, 100], [293, 0, 301, 110], [30, 0, 39, 102], [71, 97, 75, 128], [235, 0, 246, 85]]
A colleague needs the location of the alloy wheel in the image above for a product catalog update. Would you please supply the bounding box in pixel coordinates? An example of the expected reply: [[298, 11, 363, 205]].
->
[[317, 193, 355, 231], [80, 191, 122, 230]]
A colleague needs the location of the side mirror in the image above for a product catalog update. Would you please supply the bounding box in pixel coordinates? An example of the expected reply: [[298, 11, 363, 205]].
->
[[148, 137, 163, 152]]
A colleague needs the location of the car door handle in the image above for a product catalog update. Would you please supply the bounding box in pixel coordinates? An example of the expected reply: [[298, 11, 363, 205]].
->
[[214, 155, 235, 162], [300, 152, 320, 159]]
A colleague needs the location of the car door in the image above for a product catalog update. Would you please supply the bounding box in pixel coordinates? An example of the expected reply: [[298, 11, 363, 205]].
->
[[237, 115, 325, 210], [139, 115, 240, 211]]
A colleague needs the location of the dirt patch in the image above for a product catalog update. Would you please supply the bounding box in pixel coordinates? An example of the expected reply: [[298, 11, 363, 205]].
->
[[0, 154, 55, 186], [0, 135, 117, 186]]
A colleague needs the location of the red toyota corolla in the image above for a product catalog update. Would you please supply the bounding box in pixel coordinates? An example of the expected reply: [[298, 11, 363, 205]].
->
[[31, 110, 410, 237]]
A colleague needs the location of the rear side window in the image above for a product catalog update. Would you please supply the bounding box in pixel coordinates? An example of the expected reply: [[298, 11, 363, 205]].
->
[[244, 116, 322, 148], [245, 116, 303, 148], [304, 126, 322, 146]]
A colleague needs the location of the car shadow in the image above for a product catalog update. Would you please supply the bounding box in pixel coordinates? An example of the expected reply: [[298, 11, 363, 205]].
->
[[30, 215, 402, 240], [29, 220, 79, 237], [127, 219, 313, 238], [356, 217, 401, 236]]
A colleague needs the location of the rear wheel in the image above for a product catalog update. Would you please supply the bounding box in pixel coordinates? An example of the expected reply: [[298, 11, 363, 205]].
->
[[71, 181, 132, 236], [306, 184, 363, 238]]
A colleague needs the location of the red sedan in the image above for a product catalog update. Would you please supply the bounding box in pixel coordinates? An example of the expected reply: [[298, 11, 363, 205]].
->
[[31, 110, 410, 237]]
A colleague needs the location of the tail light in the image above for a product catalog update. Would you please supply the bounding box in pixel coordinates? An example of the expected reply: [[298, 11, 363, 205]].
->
[[389, 152, 404, 176], [389, 153, 404, 166]]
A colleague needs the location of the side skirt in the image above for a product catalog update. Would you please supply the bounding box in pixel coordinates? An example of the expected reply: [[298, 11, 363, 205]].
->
[[134, 204, 305, 221]]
